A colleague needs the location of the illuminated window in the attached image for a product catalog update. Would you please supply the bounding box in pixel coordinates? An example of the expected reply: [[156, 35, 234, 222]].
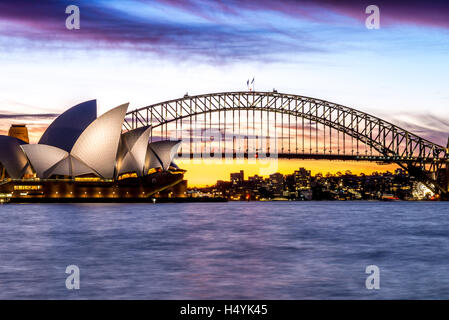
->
[[118, 173, 138, 180], [14, 185, 42, 191], [147, 168, 158, 175], [75, 177, 101, 182]]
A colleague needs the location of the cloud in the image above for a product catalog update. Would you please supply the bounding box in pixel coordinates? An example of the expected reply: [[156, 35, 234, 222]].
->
[[175, 0, 449, 29], [313, 0, 449, 29], [0, 115, 55, 143], [2, 0, 447, 62], [0, 0, 325, 62], [0, 112, 59, 120], [389, 112, 449, 147]]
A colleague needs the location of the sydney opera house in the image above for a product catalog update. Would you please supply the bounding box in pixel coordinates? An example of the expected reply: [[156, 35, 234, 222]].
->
[[0, 100, 185, 202]]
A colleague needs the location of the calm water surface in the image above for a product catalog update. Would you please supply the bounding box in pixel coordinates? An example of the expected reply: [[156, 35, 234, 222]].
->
[[0, 201, 449, 299]]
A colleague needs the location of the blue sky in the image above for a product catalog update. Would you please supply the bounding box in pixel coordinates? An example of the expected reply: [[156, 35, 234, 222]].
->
[[0, 0, 448, 144]]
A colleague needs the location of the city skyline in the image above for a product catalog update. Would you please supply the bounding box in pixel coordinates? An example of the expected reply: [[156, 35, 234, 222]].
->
[[178, 158, 399, 187], [188, 166, 426, 201]]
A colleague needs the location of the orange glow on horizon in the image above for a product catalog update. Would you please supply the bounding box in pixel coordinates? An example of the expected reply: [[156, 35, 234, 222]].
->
[[1, 124, 48, 144], [177, 158, 399, 187]]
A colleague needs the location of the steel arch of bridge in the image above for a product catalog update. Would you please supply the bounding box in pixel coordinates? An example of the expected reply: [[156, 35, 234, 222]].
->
[[124, 91, 449, 196]]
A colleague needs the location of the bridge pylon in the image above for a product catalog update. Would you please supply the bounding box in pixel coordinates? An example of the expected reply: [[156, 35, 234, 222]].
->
[[445, 137, 449, 196]]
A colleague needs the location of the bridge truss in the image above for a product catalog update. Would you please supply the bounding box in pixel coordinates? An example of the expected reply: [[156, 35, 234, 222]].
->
[[124, 91, 449, 197]]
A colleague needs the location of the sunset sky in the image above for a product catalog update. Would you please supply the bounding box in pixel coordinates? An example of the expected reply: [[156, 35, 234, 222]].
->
[[0, 0, 448, 185]]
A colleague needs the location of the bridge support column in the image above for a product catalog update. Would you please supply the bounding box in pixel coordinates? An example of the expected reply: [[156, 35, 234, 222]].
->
[[438, 163, 449, 200], [446, 162, 449, 194]]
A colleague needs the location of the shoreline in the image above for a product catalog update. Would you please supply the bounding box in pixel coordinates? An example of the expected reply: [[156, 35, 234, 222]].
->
[[3, 197, 442, 204]]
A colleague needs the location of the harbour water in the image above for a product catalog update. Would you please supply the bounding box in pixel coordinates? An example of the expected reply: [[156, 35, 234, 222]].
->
[[0, 201, 449, 299]]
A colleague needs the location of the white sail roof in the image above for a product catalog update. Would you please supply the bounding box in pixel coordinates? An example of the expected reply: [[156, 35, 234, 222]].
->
[[46, 155, 97, 178], [147, 140, 181, 171], [0, 136, 31, 179], [71, 103, 129, 179], [21, 144, 68, 178], [38, 100, 97, 152], [144, 147, 162, 173], [117, 126, 152, 176], [16, 103, 185, 180]]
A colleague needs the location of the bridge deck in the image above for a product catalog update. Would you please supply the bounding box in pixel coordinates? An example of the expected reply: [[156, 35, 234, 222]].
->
[[176, 153, 443, 163]]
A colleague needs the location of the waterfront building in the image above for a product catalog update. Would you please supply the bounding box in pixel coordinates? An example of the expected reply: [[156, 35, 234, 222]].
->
[[230, 170, 244, 186], [0, 100, 185, 201], [268, 173, 284, 196], [294, 167, 311, 190], [188, 168, 416, 201]]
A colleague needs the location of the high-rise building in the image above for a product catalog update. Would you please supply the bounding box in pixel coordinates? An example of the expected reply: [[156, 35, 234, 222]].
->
[[294, 167, 311, 189], [230, 170, 244, 185], [269, 172, 284, 195], [8, 124, 29, 143]]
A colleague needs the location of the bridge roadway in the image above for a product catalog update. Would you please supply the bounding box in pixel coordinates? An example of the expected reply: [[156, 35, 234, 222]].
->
[[178, 152, 445, 163]]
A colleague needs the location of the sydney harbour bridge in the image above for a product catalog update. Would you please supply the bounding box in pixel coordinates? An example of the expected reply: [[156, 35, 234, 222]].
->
[[123, 91, 449, 198]]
